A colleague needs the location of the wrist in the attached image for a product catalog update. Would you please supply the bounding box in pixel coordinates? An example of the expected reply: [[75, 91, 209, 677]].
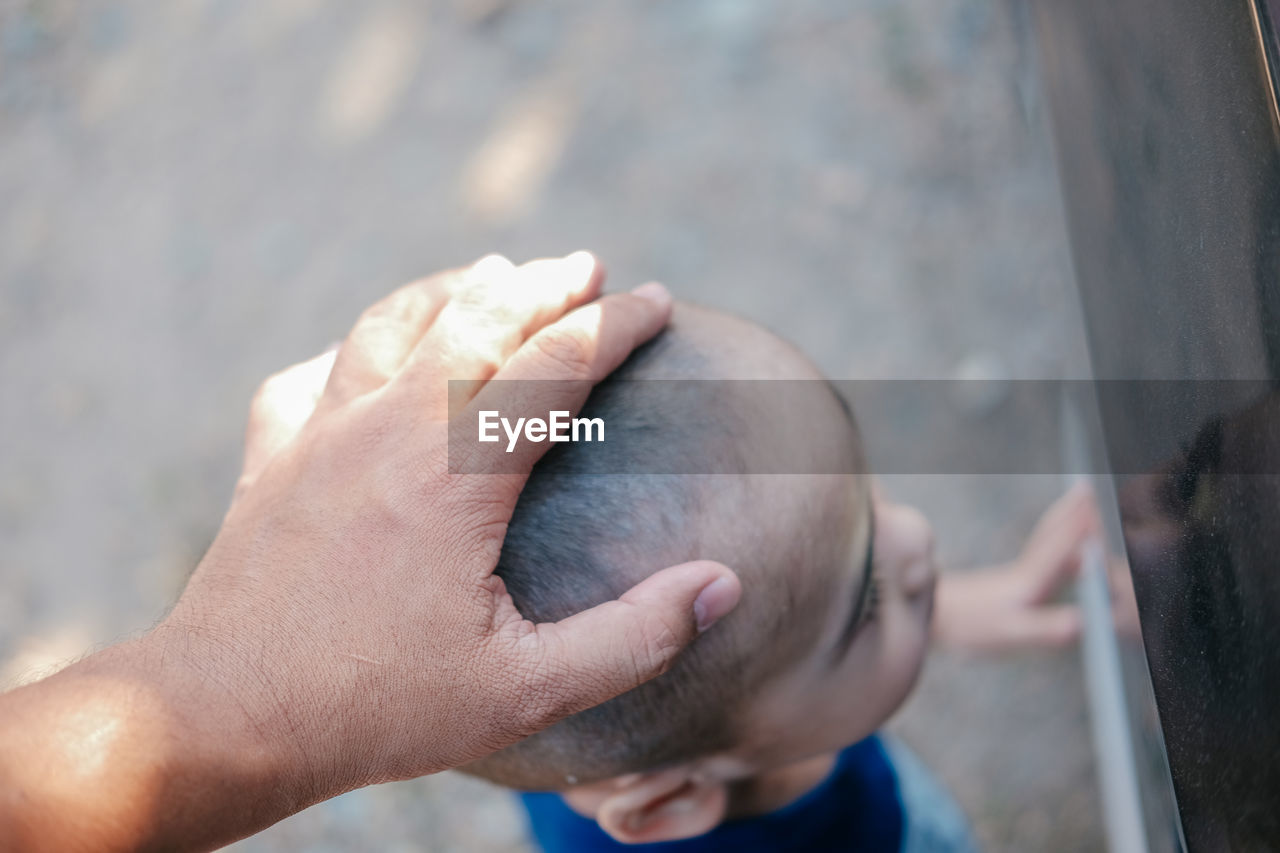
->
[[929, 569, 998, 649], [135, 619, 324, 832], [929, 572, 958, 645]]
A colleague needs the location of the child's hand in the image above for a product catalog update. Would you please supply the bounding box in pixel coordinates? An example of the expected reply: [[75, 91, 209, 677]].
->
[[932, 483, 1100, 653]]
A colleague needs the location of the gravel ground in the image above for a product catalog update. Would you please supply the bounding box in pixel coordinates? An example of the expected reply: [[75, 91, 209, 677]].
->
[[0, 0, 1099, 849]]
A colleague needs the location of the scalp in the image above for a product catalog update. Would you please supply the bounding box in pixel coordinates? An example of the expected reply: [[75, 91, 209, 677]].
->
[[639, 302, 829, 381], [459, 302, 865, 790]]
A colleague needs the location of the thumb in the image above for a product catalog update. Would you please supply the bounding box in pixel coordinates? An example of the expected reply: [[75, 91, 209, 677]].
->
[[514, 561, 742, 731]]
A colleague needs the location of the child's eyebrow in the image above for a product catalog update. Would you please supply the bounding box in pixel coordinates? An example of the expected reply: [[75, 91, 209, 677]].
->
[[831, 500, 876, 663]]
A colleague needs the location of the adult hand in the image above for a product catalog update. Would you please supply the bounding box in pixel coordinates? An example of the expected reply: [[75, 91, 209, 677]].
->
[[0, 253, 742, 852], [932, 483, 1099, 653]]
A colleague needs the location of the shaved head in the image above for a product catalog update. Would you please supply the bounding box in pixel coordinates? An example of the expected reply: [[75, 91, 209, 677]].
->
[[461, 303, 865, 789]]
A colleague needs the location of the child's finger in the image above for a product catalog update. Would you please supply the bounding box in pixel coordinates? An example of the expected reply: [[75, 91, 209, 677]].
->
[[1021, 546, 1084, 606], [1010, 604, 1083, 649], [1021, 486, 1099, 602], [1024, 483, 1095, 559], [505, 561, 741, 735]]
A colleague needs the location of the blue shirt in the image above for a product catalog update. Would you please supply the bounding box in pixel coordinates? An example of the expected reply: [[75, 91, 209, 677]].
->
[[519, 736, 904, 853]]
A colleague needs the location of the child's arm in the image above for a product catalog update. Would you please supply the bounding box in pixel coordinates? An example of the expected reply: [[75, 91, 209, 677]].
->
[[931, 484, 1100, 653]]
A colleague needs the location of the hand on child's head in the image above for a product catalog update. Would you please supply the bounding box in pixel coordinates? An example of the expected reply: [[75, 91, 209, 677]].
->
[[459, 305, 956, 845]]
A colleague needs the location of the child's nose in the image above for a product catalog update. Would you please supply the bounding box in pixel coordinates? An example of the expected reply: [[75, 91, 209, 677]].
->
[[887, 503, 937, 597]]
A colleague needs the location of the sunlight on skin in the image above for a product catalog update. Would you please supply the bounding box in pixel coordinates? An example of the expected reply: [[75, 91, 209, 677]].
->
[[458, 84, 577, 224], [317, 5, 424, 144], [0, 642, 285, 852], [262, 350, 338, 442], [54, 703, 123, 782], [0, 260, 702, 850], [3, 673, 170, 849]]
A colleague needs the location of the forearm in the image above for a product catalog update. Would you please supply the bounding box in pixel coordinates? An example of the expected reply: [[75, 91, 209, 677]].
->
[[929, 570, 994, 647], [0, 257, 728, 850], [0, 634, 304, 853]]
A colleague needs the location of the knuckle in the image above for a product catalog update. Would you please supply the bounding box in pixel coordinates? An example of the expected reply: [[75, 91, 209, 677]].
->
[[453, 276, 509, 312], [531, 327, 594, 379], [471, 253, 514, 276], [633, 614, 684, 679], [362, 285, 428, 327], [248, 384, 279, 423], [251, 365, 301, 412], [462, 345, 506, 383], [252, 375, 280, 407], [358, 299, 393, 325]]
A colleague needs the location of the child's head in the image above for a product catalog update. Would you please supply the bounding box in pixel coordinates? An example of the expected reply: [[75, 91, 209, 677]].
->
[[464, 304, 937, 843]]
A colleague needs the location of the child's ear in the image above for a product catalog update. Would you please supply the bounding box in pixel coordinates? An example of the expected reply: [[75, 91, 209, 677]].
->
[[593, 767, 728, 845]]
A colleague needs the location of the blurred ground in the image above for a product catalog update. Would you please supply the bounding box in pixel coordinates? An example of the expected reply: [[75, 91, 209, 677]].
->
[[0, 0, 1098, 850]]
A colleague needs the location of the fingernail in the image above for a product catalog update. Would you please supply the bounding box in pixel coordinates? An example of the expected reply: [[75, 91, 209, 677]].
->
[[693, 575, 739, 633], [631, 281, 672, 310]]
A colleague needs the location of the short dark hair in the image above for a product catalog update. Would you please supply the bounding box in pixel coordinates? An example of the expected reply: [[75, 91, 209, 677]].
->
[[462, 320, 863, 790]]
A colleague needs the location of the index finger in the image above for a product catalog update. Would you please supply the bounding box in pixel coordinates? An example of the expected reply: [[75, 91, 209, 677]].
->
[[447, 283, 674, 508], [393, 251, 608, 417], [1021, 484, 1099, 591]]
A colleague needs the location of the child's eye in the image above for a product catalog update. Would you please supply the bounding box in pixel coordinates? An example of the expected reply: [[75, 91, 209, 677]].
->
[[861, 575, 882, 626]]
